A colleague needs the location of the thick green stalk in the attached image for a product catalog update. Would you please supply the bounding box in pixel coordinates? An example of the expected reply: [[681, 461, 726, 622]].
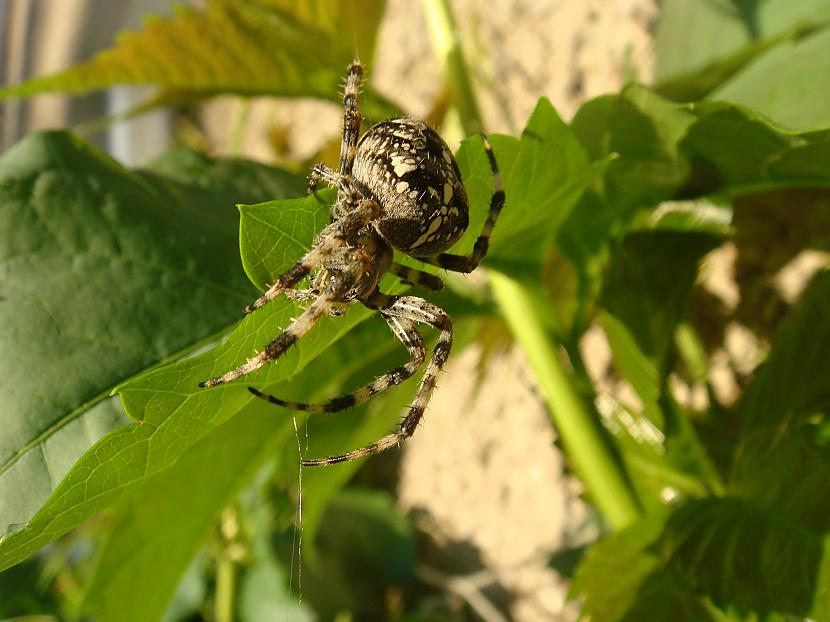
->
[[490, 272, 641, 530], [423, 0, 640, 529], [422, 0, 484, 135], [215, 554, 236, 622]]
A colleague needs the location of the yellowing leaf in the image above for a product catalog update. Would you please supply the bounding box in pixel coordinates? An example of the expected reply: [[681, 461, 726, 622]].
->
[[0, 0, 386, 101]]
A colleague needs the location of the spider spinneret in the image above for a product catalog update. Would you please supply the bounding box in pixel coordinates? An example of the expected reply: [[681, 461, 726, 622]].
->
[[200, 60, 505, 466]]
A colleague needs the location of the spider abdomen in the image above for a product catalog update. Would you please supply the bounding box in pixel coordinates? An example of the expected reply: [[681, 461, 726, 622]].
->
[[352, 117, 469, 257]]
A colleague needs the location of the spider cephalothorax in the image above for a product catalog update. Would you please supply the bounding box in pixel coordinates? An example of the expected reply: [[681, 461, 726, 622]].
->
[[201, 61, 505, 466]]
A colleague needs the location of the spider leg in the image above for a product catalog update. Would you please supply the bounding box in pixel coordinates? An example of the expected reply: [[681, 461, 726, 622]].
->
[[421, 135, 505, 273], [389, 263, 444, 291], [201, 254, 366, 388], [201, 291, 338, 388], [282, 288, 345, 316], [244, 248, 326, 314], [338, 60, 363, 179], [248, 315, 425, 412], [300, 294, 452, 466], [244, 199, 381, 314], [307, 163, 348, 196], [308, 61, 363, 222]]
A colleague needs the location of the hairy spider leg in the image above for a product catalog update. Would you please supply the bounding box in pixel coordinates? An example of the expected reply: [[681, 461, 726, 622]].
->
[[389, 263, 445, 291], [282, 288, 345, 315], [248, 314, 425, 412], [307, 60, 365, 221], [299, 295, 452, 466], [307, 163, 349, 196], [338, 60, 363, 180], [200, 258, 365, 389], [243, 199, 381, 314], [422, 135, 505, 273]]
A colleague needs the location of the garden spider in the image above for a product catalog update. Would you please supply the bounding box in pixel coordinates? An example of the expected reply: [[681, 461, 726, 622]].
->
[[200, 61, 505, 466]]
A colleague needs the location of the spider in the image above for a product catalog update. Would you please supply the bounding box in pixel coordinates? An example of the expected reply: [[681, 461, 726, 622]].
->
[[200, 61, 505, 466]]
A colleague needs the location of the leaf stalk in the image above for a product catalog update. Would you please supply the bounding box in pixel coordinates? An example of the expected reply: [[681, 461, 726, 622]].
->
[[489, 271, 642, 530]]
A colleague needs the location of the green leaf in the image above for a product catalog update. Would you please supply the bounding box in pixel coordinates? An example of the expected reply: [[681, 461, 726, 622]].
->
[[0, 0, 387, 103], [735, 271, 830, 430], [454, 97, 594, 274], [0, 131, 302, 553], [663, 498, 830, 619], [682, 102, 800, 188], [574, 497, 830, 621], [712, 27, 830, 131], [87, 319, 427, 622], [654, 0, 758, 83], [80, 322, 428, 620], [654, 0, 830, 87], [655, 29, 803, 103], [729, 271, 830, 532], [558, 87, 714, 344], [239, 191, 332, 291], [583, 209, 727, 503], [573, 88, 830, 206], [600, 228, 725, 371], [597, 311, 664, 428], [81, 311, 411, 621], [571, 510, 668, 622], [81, 402, 291, 622], [571, 85, 695, 213], [680, 100, 830, 199], [767, 141, 830, 182]]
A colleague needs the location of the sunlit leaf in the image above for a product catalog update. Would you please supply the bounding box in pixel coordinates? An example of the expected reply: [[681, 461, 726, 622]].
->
[[712, 27, 830, 130], [455, 97, 594, 275], [0, 0, 387, 104], [654, 0, 830, 93]]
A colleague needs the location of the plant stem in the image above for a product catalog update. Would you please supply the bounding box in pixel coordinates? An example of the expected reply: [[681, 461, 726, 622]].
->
[[422, 0, 484, 135], [215, 554, 236, 622], [215, 506, 239, 622], [422, 0, 640, 530], [489, 271, 642, 530]]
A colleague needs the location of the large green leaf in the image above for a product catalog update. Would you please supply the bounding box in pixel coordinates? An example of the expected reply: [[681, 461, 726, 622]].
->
[[0, 131, 302, 543], [655, 0, 757, 82], [574, 497, 830, 621], [0, 0, 387, 108], [571, 89, 830, 205], [79, 237, 491, 621], [654, 0, 830, 94], [81, 313, 413, 622], [712, 26, 830, 130]]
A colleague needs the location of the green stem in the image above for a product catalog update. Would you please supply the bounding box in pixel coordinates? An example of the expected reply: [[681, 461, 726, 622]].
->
[[422, 0, 484, 135], [215, 554, 236, 622], [489, 271, 642, 530]]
